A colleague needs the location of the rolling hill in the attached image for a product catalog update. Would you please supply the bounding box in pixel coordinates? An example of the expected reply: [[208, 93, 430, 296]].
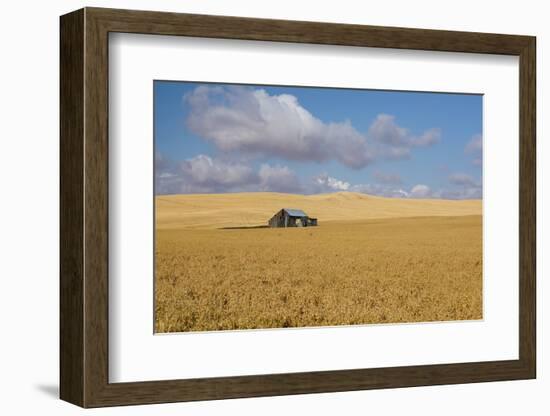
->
[[156, 191, 482, 230]]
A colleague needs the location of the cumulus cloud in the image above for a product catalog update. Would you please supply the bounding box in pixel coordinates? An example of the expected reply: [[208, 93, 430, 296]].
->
[[310, 173, 413, 197], [436, 187, 482, 199], [409, 184, 432, 198], [412, 128, 442, 147], [367, 114, 409, 146], [350, 180, 481, 200], [258, 164, 303, 193], [313, 173, 351, 192], [311, 173, 434, 199], [442, 172, 482, 199], [449, 173, 477, 187], [465, 133, 482, 153], [156, 152, 481, 200], [185, 86, 373, 169], [351, 183, 410, 198], [465, 133, 482, 165], [184, 86, 440, 168], [180, 154, 257, 190], [155, 154, 301, 194], [353, 181, 481, 200], [312, 173, 481, 200], [156, 154, 256, 194], [368, 114, 441, 159]]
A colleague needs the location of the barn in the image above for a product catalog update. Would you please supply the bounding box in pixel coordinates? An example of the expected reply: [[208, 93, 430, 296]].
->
[[268, 208, 318, 228]]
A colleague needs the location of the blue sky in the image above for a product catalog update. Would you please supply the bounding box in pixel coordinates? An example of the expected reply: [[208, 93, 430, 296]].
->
[[154, 81, 482, 199]]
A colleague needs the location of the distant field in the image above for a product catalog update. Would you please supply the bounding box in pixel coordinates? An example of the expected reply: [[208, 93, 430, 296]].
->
[[155, 192, 482, 333], [156, 191, 482, 230]]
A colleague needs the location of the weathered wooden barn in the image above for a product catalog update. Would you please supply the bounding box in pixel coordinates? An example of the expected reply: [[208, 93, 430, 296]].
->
[[268, 208, 318, 228]]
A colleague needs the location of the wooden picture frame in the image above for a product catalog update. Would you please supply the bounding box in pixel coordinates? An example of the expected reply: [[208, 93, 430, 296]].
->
[[60, 7, 536, 408]]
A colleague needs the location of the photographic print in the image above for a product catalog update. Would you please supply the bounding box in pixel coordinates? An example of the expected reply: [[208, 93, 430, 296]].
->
[[154, 81, 483, 333]]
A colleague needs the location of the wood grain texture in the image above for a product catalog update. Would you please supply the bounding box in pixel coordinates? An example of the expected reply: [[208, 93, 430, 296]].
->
[[59, 8, 84, 407], [88, 7, 532, 55], [518, 38, 536, 375], [59, 7, 537, 408], [83, 10, 110, 406]]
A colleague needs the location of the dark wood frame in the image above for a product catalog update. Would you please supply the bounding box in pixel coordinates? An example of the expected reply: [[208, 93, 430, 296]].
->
[[60, 7, 536, 408]]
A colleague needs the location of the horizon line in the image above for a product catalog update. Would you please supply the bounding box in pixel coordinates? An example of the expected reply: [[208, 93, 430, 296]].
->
[[154, 190, 482, 201]]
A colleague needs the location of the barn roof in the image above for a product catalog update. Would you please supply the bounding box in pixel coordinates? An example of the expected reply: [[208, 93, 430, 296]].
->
[[283, 208, 308, 217]]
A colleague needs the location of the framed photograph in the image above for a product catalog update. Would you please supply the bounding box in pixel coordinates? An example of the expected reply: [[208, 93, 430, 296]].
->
[[60, 7, 536, 408]]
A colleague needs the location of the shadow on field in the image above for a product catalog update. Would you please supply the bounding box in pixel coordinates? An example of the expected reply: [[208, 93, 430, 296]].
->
[[219, 225, 270, 230]]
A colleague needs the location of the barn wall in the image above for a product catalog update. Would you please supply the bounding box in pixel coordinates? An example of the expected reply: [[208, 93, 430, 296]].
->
[[268, 211, 318, 227]]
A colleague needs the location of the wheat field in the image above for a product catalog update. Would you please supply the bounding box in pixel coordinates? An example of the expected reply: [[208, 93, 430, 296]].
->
[[155, 192, 482, 333]]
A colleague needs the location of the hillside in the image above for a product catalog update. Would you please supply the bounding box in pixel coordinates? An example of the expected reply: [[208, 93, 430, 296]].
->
[[155, 191, 482, 230]]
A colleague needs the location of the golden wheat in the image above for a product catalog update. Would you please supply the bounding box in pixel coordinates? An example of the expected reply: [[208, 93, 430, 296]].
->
[[155, 191, 481, 230], [155, 193, 482, 333]]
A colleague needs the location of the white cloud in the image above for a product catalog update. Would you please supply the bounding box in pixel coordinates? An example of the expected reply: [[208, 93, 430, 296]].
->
[[258, 164, 302, 193], [410, 184, 432, 198], [184, 87, 440, 168], [185, 86, 374, 169], [350, 181, 481, 200], [368, 114, 441, 159], [436, 187, 482, 200], [443, 172, 482, 199], [314, 173, 351, 192], [180, 154, 256, 189], [312, 174, 410, 198], [465, 133, 482, 154], [351, 183, 410, 198], [384, 146, 412, 160], [368, 114, 409, 147], [394, 189, 410, 198], [156, 153, 481, 200], [465, 133, 483, 166], [449, 173, 477, 187], [412, 128, 442, 147], [155, 154, 301, 194]]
